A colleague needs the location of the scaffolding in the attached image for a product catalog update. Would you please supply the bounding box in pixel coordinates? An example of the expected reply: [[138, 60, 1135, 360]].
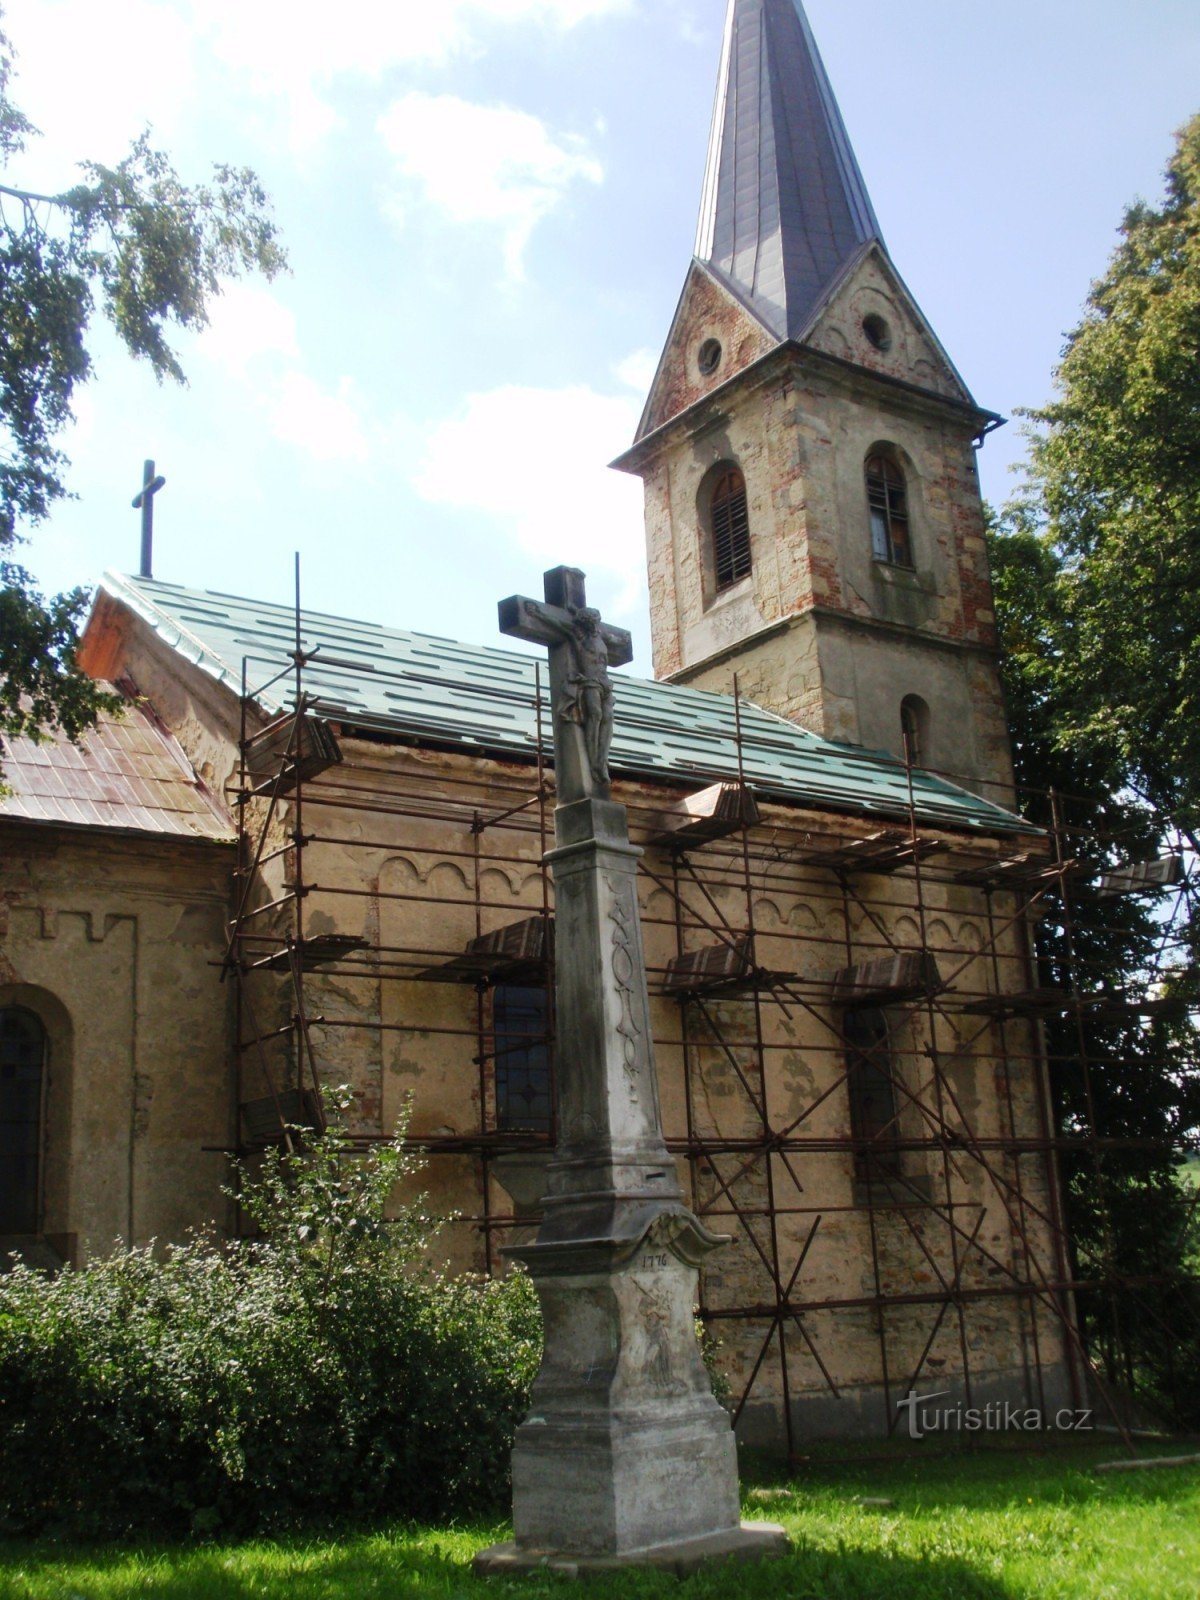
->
[[222, 581, 1200, 1455]]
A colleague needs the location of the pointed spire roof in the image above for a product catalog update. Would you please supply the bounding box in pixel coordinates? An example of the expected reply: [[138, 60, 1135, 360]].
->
[[695, 0, 883, 343]]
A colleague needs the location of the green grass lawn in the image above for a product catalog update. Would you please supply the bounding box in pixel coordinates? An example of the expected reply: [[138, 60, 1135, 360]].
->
[[2, 1443, 1198, 1600]]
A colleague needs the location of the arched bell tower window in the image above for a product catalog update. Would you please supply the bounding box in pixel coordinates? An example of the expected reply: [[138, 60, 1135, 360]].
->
[[866, 451, 912, 569], [900, 694, 930, 768], [708, 465, 752, 592], [1, 1007, 45, 1234]]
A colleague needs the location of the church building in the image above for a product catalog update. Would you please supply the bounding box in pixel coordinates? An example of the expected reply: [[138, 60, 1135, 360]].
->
[[0, 0, 1083, 1447]]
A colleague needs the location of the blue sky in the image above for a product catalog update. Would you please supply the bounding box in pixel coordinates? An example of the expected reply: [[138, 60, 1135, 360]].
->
[[10, 0, 1200, 676]]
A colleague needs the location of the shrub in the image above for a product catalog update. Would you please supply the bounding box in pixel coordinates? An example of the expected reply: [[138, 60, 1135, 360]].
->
[[0, 1095, 541, 1538]]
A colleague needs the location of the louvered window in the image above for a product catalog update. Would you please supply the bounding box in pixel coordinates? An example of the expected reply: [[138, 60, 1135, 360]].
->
[[865, 453, 912, 568], [845, 1006, 902, 1185], [710, 468, 752, 590]]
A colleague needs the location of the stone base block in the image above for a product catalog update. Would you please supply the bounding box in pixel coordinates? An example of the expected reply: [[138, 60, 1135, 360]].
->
[[474, 1520, 790, 1579], [512, 1405, 741, 1555]]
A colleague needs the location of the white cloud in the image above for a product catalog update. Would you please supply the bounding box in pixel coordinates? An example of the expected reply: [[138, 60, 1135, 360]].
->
[[2, 0, 196, 183], [414, 382, 645, 601], [267, 373, 370, 464], [377, 94, 602, 279], [198, 0, 633, 151], [191, 286, 367, 464], [199, 285, 300, 378]]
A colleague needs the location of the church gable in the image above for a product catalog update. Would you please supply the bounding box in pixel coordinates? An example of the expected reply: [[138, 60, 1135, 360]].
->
[[801, 245, 973, 405], [635, 262, 776, 442]]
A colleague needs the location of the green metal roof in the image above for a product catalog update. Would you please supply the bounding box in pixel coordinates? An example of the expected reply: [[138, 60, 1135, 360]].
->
[[97, 572, 1028, 836]]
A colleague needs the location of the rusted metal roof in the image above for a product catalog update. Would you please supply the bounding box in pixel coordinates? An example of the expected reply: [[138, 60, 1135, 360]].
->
[[0, 688, 234, 843]]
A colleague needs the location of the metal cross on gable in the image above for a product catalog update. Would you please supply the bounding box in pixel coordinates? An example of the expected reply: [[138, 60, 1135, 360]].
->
[[498, 567, 632, 805], [132, 458, 166, 579]]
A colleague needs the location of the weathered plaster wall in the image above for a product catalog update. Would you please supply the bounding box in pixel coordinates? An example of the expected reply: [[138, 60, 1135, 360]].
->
[[0, 825, 234, 1261], [222, 729, 1068, 1439]]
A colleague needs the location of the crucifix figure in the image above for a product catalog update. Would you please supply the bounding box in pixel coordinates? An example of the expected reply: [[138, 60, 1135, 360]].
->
[[499, 567, 632, 802]]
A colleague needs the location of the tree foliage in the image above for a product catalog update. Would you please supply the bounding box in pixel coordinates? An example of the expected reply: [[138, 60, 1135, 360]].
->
[[988, 111, 1200, 1426], [0, 6, 286, 754], [1013, 111, 1200, 840]]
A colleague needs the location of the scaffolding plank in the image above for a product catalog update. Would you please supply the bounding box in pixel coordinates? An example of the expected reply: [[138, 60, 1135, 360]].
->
[[963, 987, 1189, 1022], [1097, 856, 1185, 898], [418, 914, 553, 985], [800, 830, 946, 875], [243, 712, 343, 795], [663, 938, 794, 997], [240, 1089, 321, 1143], [260, 933, 370, 972], [954, 852, 1063, 890], [831, 952, 942, 1006], [649, 781, 760, 849]]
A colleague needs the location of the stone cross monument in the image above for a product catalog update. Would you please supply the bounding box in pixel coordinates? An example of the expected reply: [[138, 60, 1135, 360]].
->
[[475, 567, 787, 1576]]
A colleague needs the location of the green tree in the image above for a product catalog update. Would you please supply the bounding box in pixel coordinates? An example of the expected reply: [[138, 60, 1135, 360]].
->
[[1017, 111, 1200, 842], [987, 111, 1200, 1425], [0, 8, 286, 758], [989, 511, 1200, 1428]]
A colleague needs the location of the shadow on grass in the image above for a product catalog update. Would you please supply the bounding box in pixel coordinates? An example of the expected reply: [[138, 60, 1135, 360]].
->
[[0, 1533, 1015, 1600], [775, 1438, 1200, 1514]]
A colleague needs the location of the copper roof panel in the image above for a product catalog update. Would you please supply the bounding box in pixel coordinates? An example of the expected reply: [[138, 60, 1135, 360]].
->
[[1, 687, 235, 844]]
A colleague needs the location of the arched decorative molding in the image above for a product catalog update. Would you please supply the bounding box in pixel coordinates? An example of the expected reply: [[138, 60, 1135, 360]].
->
[[752, 896, 787, 930], [926, 916, 954, 952], [787, 901, 821, 933], [378, 854, 472, 898], [478, 864, 543, 902], [643, 888, 678, 922]]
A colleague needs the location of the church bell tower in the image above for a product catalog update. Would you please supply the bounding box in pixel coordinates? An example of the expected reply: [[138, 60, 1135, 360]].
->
[[614, 0, 1012, 797]]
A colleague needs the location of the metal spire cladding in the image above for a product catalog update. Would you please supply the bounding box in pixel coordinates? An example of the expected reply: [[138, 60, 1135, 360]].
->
[[695, 0, 883, 342]]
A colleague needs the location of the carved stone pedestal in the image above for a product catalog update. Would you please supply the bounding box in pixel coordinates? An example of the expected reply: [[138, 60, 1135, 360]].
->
[[483, 570, 789, 1576], [474, 1221, 787, 1573]]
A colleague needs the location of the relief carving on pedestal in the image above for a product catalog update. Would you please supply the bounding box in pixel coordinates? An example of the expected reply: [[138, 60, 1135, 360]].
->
[[606, 876, 641, 1100]]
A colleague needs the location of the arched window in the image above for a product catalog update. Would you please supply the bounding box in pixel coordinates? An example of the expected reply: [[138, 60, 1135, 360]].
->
[[900, 694, 930, 768], [866, 452, 912, 568], [709, 466, 752, 591], [1, 1008, 45, 1233], [493, 984, 553, 1134]]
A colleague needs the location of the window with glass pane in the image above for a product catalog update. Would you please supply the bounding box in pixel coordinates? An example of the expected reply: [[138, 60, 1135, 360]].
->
[[493, 984, 552, 1133], [865, 454, 913, 568], [0, 1008, 44, 1233]]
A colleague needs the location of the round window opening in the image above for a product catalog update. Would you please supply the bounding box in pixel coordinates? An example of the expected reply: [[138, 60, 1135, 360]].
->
[[698, 338, 723, 376], [862, 313, 892, 352]]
